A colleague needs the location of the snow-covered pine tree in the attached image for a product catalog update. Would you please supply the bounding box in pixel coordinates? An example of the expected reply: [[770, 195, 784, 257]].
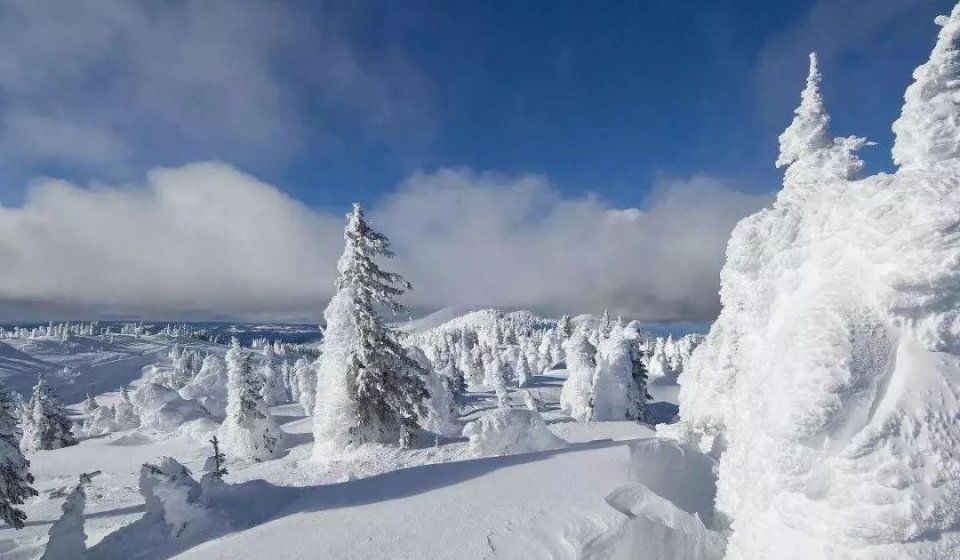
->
[[201, 435, 228, 487], [259, 345, 287, 406], [313, 204, 429, 452], [599, 309, 612, 339], [0, 381, 36, 529], [112, 387, 140, 430], [22, 377, 76, 451], [557, 315, 573, 339], [591, 326, 642, 421], [560, 332, 597, 422], [139, 457, 212, 539], [629, 336, 652, 423], [218, 338, 284, 461], [892, 3, 960, 170], [294, 357, 316, 415], [40, 479, 87, 560], [81, 394, 98, 417], [776, 52, 868, 199], [281, 359, 297, 402], [515, 352, 533, 388]]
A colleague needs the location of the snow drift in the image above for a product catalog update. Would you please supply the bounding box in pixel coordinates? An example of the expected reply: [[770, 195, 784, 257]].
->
[[664, 8, 960, 558]]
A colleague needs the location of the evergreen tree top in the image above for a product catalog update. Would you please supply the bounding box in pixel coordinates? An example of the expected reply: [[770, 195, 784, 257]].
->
[[336, 203, 411, 312], [776, 53, 831, 170]]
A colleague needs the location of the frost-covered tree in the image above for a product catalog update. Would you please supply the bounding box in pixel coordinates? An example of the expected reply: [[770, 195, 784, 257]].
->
[[259, 345, 287, 406], [313, 204, 429, 452], [560, 333, 596, 421], [459, 346, 484, 390], [22, 377, 76, 452], [201, 436, 228, 488], [556, 315, 573, 339], [0, 382, 36, 529], [139, 457, 211, 540], [892, 4, 960, 169], [294, 357, 316, 416], [40, 480, 87, 560], [776, 52, 868, 195], [281, 360, 296, 402], [114, 387, 140, 430], [515, 352, 533, 388], [81, 394, 98, 417], [598, 309, 612, 339], [218, 338, 284, 461], [591, 327, 643, 421]]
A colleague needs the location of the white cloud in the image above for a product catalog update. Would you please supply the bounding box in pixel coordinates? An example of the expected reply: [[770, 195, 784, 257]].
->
[[0, 0, 430, 169], [0, 163, 769, 322]]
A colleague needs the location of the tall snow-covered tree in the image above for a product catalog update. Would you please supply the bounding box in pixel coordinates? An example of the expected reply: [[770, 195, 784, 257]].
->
[[557, 315, 574, 339], [294, 357, 317, 416], [629, 337, 652, 423], [0, 382, 36, 529], [21, 377, 76, 452], [259, 345, 287, 406], [776, 52, 868, 195], [218, 338, 284, 461], [515, 352, 533, 388], [40, 480, 87, 560], [313, 204, 429, 452], [892, 4, 960, 169], [113, 387, 140, 430], [598, 309, 612, 339], [591, 327, 642, 421], [560, 332, 597, 422]]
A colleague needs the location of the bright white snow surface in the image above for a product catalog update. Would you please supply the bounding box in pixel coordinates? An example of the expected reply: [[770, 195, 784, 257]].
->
[[0, 330, 720, 560]]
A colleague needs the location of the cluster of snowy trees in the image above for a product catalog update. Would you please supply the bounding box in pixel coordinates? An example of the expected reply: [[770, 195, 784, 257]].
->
[[0, 322, 99, 342], [559, 321, 652, 422], [20, 376, 76, 452], [79, 388, 140, 437], [647, 333, 705, 380]]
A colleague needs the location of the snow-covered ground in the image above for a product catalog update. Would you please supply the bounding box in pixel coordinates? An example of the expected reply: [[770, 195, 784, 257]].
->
[[0, 331, 717, 560]]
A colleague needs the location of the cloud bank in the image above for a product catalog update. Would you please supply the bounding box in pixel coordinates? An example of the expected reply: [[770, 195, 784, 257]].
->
[[0, 163, 768, 322]]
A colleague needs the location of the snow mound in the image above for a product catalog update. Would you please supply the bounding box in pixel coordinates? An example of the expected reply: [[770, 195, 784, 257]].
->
[[462, 407, 567, 457], [132, 383, 211, 433], [666, 8, 960, 558]]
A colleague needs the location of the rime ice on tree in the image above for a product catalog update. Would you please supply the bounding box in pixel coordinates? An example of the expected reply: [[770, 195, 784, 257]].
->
[[313, 203, 429, 452]]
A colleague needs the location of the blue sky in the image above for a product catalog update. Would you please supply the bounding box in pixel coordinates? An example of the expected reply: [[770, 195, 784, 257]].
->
[[0, 0, 954, 210], [0, 0, 954, 321]]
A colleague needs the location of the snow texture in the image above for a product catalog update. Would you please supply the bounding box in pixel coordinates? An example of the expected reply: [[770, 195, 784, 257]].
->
[[462, 407, 567, 457], [665, 10, 960, 558]]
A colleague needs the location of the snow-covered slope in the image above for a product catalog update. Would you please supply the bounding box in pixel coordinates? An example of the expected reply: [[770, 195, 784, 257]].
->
[[1, 365, 721, 560], [665, 8, 960, 559]]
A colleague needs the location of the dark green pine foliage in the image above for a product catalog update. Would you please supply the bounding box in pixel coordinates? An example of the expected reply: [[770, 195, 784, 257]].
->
[[0, 383, 37, 529], [339, 203, 429, 447]]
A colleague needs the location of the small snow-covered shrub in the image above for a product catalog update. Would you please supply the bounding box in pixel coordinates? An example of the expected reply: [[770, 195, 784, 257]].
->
[[139, 457, 214, 540], [462, 408, 566, 457], [113, 387, 141, 430]]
